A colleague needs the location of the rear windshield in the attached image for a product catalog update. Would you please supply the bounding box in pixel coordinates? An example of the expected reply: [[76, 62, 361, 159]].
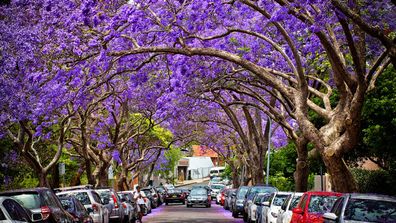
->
[[211, 185, 225, 190], [12, 194, 41, 209], [237, 187, 249, 199], [345, 198, 396, 222], [308, 195, 339, 214], [190, 190, 207, 196], [167, 189, 181, 194], [58, 192, 91, 205]]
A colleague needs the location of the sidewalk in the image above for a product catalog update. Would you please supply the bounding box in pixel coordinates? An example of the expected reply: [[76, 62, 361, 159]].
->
[[175, 177, 210, 187]]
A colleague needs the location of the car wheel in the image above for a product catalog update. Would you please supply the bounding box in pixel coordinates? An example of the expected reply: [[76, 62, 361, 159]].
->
[[243, 213, 248, 222], [232, 210, 238, 218], [165, 202, 168, 205]]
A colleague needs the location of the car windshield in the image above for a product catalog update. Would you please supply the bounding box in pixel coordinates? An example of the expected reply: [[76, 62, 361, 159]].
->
[[237, 187, 249, 199], [60, 198, 75, 211], [273, 194, 289, 206], [190, 190, 207, 196], [308, 195, 339, 214], [344, 198, 396, 222], [59, 192, 91, 205], [251, 187, 277, 194], [167, 189, 181, 194], [211, 177, 222, 182], [12, 193, 41, 209], [211, 185, 225, 190], [289, 196, 302, 210]]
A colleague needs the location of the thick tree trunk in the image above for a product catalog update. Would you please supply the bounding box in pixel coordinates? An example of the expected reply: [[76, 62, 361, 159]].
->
[[94, 164, 109, 187], [295, 139, 309, 192], [117, 168, 129, 191], [38, 171, 50, 188], [251, 158, 265, 185], [85, 159, 95, 185], [322, 154, 357, 192]]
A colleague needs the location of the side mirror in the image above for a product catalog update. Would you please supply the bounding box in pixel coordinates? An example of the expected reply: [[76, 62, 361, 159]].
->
[[31, 213, 43, 222], [262, 201, 270, 207], [323, 213, 338, 221], [292, 207, 304, 215]]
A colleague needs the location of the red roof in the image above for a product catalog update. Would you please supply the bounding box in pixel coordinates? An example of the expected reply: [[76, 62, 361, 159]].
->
[[192, 145, 219, 157]]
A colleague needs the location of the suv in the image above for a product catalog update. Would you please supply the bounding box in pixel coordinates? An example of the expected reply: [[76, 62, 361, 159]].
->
[[95, 188, 124, 222], [0, 187, 74, 223], [56, 188, 109, 223]]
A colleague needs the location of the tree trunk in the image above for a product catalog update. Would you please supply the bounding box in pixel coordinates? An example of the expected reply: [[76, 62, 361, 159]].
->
[[85, 159, 95, 185], [94, 164, 109, 187], [322, 154, 357, 192], [38, 171, 50, 188], [251, 157, 265, 185], [295, 139, 309, 192], [117, 168, 129, 191]]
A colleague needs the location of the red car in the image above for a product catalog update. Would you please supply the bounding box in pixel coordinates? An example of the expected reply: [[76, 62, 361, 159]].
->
[[291, 191, 342, 223]]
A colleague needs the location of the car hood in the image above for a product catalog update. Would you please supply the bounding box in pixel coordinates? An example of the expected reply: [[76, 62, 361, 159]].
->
[[190, 196, 207, 199]]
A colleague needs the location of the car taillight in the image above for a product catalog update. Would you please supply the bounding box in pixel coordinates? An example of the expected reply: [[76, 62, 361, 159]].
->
[[122, 203, 127, 208], [92, 204, 99, 213], [111, 194, 119, 208], [208, 196, 211, 201], [41, 206, 51, 220]]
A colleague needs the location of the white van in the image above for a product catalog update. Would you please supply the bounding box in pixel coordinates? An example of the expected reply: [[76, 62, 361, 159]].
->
[[209, 166, 225, 179]]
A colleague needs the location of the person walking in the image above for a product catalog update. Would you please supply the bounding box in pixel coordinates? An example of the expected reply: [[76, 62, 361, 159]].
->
[[134, 186, 147, 223]]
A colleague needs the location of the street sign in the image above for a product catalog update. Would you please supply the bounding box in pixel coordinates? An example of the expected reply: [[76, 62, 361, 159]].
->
[[108, 166, 114, 179], [58, 163, 65, 175]]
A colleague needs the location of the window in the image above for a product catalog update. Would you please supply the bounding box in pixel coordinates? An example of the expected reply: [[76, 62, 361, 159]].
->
[[60, 198, 75, 212], [12, 193, 41, 209], [298, 195, 308, 209], [0, 207, 6, 220], [3, 199, 30, 221], [344, 198, 396, 222], [281, 195, 291, 211], [272, 194, 289, 206], [92, 192, 102, 204], [308, 195, 339, 214], [69, 192, 92, 205], [289, 195, 302, 210], [331, 197, 344, 216]]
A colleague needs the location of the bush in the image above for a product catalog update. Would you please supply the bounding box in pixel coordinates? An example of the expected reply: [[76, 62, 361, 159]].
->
[[351, 168, 396, 195]]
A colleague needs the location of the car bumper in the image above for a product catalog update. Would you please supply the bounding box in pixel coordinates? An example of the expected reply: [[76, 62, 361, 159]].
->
[[187, 200, 210, 206], [165, 198, 185, 203]]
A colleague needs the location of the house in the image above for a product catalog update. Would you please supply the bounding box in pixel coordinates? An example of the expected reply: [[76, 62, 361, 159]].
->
[[192, 145, 224, 166]]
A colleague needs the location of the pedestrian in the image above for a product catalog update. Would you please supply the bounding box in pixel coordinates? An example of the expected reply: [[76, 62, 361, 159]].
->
[[134, 186, 147, 223]]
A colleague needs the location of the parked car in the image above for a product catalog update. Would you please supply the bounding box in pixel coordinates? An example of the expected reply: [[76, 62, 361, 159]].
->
[[180, 189, 190, 199], [246, 193, 267, 223], [243, 186, 278, 222], [224, 189, 236, 211], [186, 188, 211, 208], [95, 188, 124, 222], [276, 192, 303, 223], [232, 186, 251, 218], [141, 188, 158, 209], [116, 192, 136, 223], [218, 188, 229, 206], [58, 196, 93, 223], [255, 193, 272, 223], [208, 177, 223, 186], [119, 191, 143, 217], [323, 193, 396, 223], [0, 196, 42, 223], [264, 192, 292, 223], [56, 188, 110, 223], [164, 189, 185, 205], [291, 191, 342, 223], [210, 184, 226, 201], [0, 187, 75, 223], [154, 187, 166, 204]]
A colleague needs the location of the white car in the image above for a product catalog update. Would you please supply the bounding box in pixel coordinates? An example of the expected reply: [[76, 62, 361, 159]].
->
[[209, 184, 225, 198], [0, 196, 40, 223], [247, 193, 267, 223], [276, 192, 303, 223], [265, 192, 292, 223], [56, 189, 110, 223]]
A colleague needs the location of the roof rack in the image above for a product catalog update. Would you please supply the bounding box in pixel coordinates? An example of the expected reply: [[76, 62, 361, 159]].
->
[[54, 185, 94, 193]]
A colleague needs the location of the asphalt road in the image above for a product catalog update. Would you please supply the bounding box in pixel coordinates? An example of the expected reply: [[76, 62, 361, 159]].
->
[[143, 201, 244, 223], [143, 181, 243, 223]]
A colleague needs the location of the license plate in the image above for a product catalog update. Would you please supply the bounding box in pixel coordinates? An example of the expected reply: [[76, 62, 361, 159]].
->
[[172, 195, 176, 198]]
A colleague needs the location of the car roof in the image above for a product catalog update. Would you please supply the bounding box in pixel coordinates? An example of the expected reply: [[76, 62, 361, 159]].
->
[[304, 191, 342, 196], [56, 189, 93, 195], [347, 193, 396, 202], [274, 191, 293, 195], [0, 187, 50, 195]]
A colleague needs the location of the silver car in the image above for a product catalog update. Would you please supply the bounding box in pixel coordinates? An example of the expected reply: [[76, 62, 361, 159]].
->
[[117, 192, 137, 223], [56, 189, 109, 223], [95, 188, 124, 222], [0, 196, 42, 222]]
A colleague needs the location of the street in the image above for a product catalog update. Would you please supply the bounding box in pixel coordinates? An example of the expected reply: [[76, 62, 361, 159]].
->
[[143, 201, 243, 223]]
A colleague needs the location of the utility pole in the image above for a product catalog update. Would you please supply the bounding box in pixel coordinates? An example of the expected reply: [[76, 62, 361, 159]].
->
[[265, 118, 271, 185]]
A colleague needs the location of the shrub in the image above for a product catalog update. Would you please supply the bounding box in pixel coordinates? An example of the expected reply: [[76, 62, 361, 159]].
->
[[351, 168, 396, 195]]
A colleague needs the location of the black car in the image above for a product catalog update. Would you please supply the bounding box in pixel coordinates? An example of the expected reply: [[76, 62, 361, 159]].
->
[[242, 185, 278, 221], [186, 188, 211, 208], [58, 196, 93, 223], [231, 186, 250, 218], [164, 189, 185, 205], [0, 187, 74, 223]]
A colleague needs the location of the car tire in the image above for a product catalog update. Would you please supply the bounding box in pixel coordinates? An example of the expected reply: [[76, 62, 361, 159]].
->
[[232, 210, 238, 218], [243, 213, 248, 222], [165, 202, 168, 205]]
